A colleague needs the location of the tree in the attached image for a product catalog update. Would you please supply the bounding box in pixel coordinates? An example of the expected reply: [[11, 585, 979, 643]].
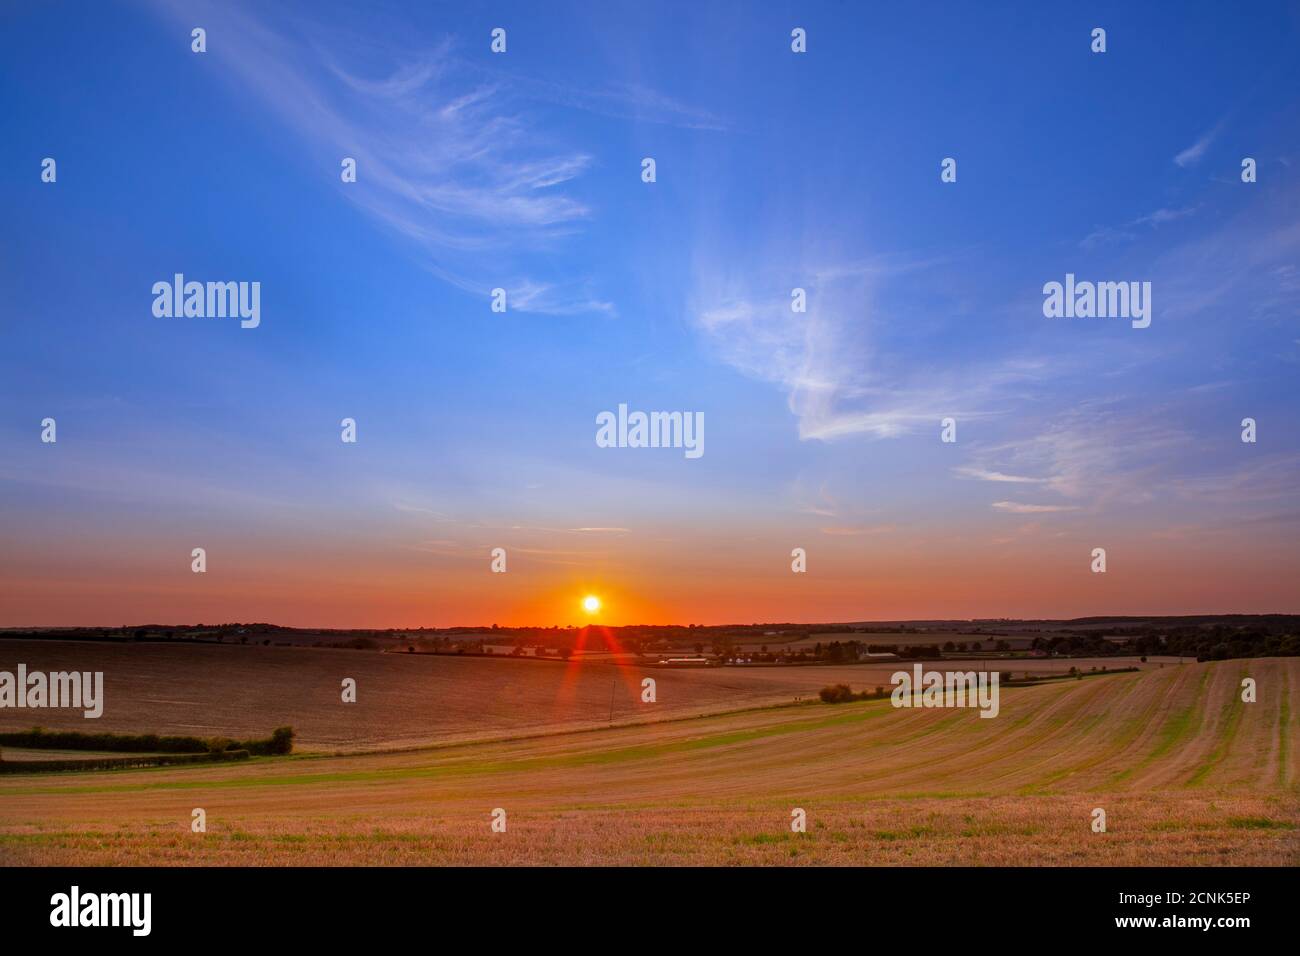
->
[[819, 684, 855, 704], [266, 726, 295, 755]]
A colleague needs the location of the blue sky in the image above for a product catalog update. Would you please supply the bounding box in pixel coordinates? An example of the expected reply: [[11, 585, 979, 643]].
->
[[2, 0, 1298, 625]]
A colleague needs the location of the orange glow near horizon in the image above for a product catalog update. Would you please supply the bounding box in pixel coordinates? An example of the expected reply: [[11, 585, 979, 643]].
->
[[3, 520, 1299, 628]]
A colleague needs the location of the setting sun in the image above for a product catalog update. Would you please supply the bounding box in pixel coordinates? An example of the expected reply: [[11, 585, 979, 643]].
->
[[582, 595, 601, 614]]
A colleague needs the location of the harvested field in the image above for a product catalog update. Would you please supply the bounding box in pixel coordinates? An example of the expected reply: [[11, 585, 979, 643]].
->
[[0, 658, 1294, 866], [0, 639, 1158, 751]]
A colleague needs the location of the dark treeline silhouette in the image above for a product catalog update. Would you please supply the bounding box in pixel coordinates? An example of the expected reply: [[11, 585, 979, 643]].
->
[[3, 616, 1295, 663]]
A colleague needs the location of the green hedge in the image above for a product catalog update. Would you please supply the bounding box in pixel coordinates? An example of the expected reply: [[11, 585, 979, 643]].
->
[[0, 725, 294, 755], [818, 684, 887, 703], [0, 749, 250, 774], [235, 726, 294, 756]]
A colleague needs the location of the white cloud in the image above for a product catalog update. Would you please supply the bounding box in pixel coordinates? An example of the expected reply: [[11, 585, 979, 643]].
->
[[990, 501, 1079, 514], [819, 524, 897, 536], [1174, 120, 1225, 167], [1080, 205, 1198, 250], [146, 0, 611, 316], [954, 467, 1048, 484], [691, 255, 1047, 442]]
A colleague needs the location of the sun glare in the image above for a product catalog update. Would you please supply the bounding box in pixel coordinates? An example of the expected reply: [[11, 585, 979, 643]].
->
[[582, 595, 601, 614]]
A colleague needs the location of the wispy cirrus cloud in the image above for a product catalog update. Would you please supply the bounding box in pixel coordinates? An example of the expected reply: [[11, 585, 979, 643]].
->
[[1080, 205, 1199, 250], [1143, 189, 1300, 325], [990, 501, 1079, 514], [146, 0, 614, 315], [819, 523, 897, 536], [487, 71, 730, 131], [691, 254, 1049, 442], [959, 403, 1188, 510], [1168, 453, 1300, 504], [1174, 118, 1226, 167], [960, 387, 1300, 525], [954, 467, 1048, 484]]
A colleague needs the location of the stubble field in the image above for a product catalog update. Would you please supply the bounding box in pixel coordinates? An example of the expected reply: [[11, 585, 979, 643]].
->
[[0, 653, 1294, 866], [0, 639, 1161, 750]]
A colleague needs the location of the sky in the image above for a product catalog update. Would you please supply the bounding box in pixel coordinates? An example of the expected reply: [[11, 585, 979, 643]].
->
[[1, 0, 1298, 627]]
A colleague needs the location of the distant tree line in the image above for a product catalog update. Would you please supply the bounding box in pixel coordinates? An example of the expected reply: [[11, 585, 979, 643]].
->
[[1031, 623, 1298, 661]]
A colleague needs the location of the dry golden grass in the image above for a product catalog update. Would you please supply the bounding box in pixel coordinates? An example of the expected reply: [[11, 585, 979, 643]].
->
[[1, 796, 1293, 866], [0, 657, 1295, 866]]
